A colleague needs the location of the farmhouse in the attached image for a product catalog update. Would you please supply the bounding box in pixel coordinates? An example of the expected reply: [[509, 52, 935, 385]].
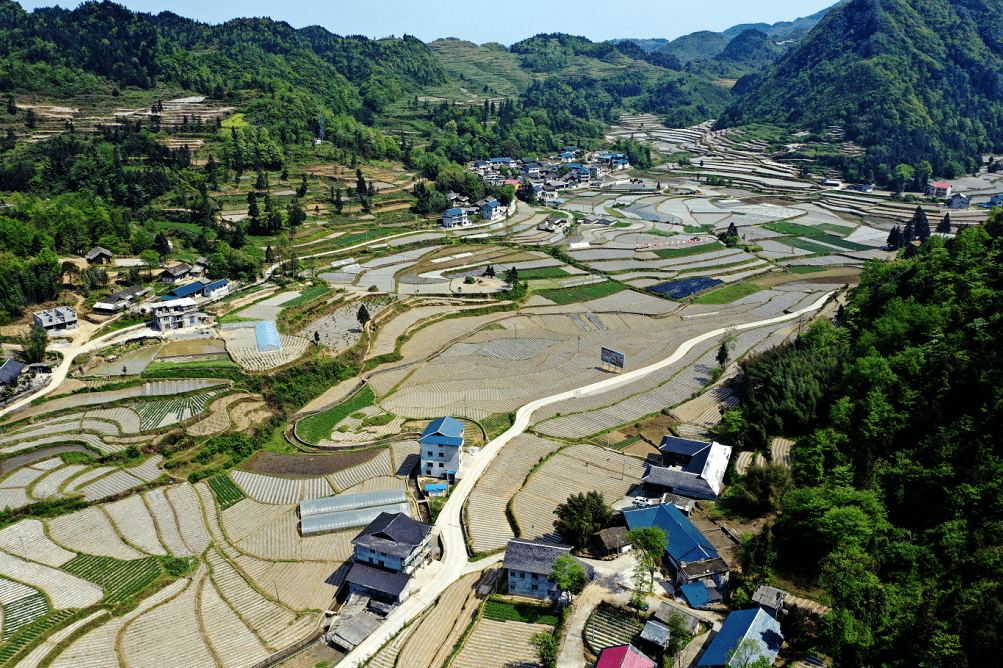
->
[[927, 181, 953, 198], [697, 608, 783, 667], [502, 538, 573, 599], [151, 298, 199, 330], [163, 281, 207, 301], [0, 359, 26, 386], [85, 246, 113, 264], [160, 262, 193, 283], [441, 208, 470, 228], [202, 279, 229, 299], [351, 512, 433, 575], [481, 199, 506, 222], [32, 307, 78, 332], [948, 193, 971, 210], [93, 285, 151, 313], [751, 585, 789, 617], [419, 416, 465, 479], [641, 436, 732, 501], [595, 644, 655, 668], [623, 503, 730, 588]]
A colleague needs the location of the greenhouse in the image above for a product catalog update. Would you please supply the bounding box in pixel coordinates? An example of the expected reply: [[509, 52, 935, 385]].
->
[[300, 488, 407, 518], [300, 503, 412, 536]]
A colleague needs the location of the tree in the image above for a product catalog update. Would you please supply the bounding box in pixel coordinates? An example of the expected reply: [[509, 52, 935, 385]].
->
[[355, 168, 366, 196], [912, 206, 930, 241], [505, 266, 519, 285], [140, 250, 159, 278], [247, 191, 259, 221], [23, 325, 47, 364], [717, 341, 730, 368], [530, 633, 558, 668], [725, 463, 791, 515], [781, 605, 806, 648], [334, 187, 344, 215], [549, 554, 587, 603], [726, 221, 739, 237], [265, 245, 274, 264], [153, 232, 171, 259], [314, 330, 320, 345], [255, 170, 268, 191], [296, 174, 308, 198], [626, 526, 666, 591], [937, 212, 952, 235], [726, 638, 773, 668], [357, 304, 371, 330], [484, 264, 496, 278], [553, 490, 613, 550], [886, 226, 902, 249]]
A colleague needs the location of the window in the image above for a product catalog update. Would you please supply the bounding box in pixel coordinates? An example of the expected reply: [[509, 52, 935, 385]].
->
[[368, 557, 373, 563], [438, 452, 444, 458], [531, 585, 539, 591], [531, 573, 538, 579], [427, 451, 433, 456], [438, 463, 444, 468]]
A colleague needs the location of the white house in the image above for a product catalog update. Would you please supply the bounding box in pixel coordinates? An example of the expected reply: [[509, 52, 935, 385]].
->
[[151, 298, 199, 331], [441, 208, 470, 228], [481, 199, 506, 222], [419, 416, 464, 478], [201, 279, 229, 299]]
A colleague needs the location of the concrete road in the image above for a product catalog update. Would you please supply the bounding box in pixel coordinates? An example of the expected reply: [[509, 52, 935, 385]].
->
[[338, 292, 833, 667]]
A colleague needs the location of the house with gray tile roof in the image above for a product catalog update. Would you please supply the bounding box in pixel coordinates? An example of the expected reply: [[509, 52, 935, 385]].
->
[[502, 538, 574, 599]]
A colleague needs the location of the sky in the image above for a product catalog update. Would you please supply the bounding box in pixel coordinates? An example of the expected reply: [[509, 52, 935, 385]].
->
[[15, 0, 836, 45]]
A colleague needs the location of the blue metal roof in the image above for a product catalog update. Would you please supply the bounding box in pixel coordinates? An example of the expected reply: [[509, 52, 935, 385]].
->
[[425, 484, 448, 491], [444, 208, 465, 216], [299, 488, 406, 518], [659, 436, 711, 457], [168, 281, 205, 298], [420, 416, 465, 447], [203, 279, 228, 292], [697, 608, 783, 667], [255, 321, 281, 353], [680, 582, 710, 608], [623, 504, 719, 564], [484, 200, 503, 209]]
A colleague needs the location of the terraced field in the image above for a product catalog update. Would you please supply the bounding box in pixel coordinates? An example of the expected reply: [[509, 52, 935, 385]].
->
[[102, 495, 167, 556], [167, 484, 212, 554], [61, 554, 162, 605], [467, 434, 563, 553], [199, 574, 271, 668], [144, 488, 190, 557], [230, 470, 333, 504], [451, 618, 552, 668], [397, 572, 480, 668], [0, 519, 74, 566], [584, 604, 643, 654], [47, 506, 145, 560], [0, 550, 102, 609], [327, 449, 394, 491], [0, 580, 48, 639]]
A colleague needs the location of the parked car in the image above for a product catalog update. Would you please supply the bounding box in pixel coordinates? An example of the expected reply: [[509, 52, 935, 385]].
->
[[632, 497, 653, 507]]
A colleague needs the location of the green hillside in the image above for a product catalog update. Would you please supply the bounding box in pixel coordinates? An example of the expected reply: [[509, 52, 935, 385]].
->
[[719, 0, 1003, 177], [714, 29, 784, 65], [427, 39, 532, 97], [654, 31, 730, 63]]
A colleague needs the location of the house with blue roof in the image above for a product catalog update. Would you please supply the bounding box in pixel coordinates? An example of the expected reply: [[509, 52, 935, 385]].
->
[[642, 436, 732, 501], [162, 280, 208, 301], [623, 503, 730, 588], [481, 199, 506, 222], [419, 416, 465, 478], [522, 163, 541, 176], [697, 608, 783, 667], [202, 279, 229, 299], [441, 208, 470, 229]]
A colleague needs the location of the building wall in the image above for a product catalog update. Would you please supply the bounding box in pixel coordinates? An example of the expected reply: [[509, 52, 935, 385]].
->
[[420, 443, 462, 478], [354, 547, 404, 572], [507, 569, 557, 599]]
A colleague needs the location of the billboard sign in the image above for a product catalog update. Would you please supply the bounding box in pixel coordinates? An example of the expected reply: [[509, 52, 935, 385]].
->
[[601, 347, 625, 370]]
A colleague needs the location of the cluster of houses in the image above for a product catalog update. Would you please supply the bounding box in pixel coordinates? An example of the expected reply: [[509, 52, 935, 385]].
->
[[925, 181, 1003, 210]]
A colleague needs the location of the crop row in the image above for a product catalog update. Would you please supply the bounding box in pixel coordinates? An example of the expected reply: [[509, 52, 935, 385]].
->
[[539, 281, 625, 306], [61, 555, 162, 605], [2, 592, 48, 640], [207, 474, 246, 510], [0, 608, 74, 666]]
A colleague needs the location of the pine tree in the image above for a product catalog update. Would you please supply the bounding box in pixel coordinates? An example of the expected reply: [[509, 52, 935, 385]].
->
[[717, 341, 730, 368], [256, 170, 268, 191], [484, 265, 496, 278], [356, 168, 366, 196], [334, 187, 344, 215], [937, 212, 952, 235], [726, 221, 739, 237], [357, 304, 371, 329], [265, 245, 274, 263], [912, 206, 930, 241], [296, 174, 308, 197], [505, 266, 519, 284], [903, 218, 915, 244], [887, 226, 902, 249]]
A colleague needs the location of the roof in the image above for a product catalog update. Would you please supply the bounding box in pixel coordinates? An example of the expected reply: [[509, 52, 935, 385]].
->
[[483, 200, 503, 209], [752, 585, 789, 609], [643, 467, 718, 500], [595, 644, 656, 668], [0, 359, 26, 384], [502, 538, 572, 575], [196, 256, 209, 265], [254, 321, 281, 353], [444, 208, 465, 216], [345, 562, 411, 598], [593, 526, 627, 551], [640, 620, 671, 647], [649, 438, 732, 499], [425, 483, 448, 491], [300, 489, 407, 518], [623, 504, 720, 565], [168, 281, 206, 298], [86, 246, 113, 259], [162, 263, 192, 277], [681, 558, 730, 579], [352, 512, 433, 558], [654, 603, 701, 634], [931, 182, 952, 188], [203, 279, 228, 292], [680, 582, 711, 608], [152, 298, 197, 311], [300, 503, 411, 536], [697, 608, 783, 667], [419, 416, 465, 447], [659, 436, 712, 457], [106, 285, 150, 303]]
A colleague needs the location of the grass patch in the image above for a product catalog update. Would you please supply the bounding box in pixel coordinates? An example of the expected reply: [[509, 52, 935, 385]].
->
[[295, 385, 376, 444], [484, 599, 558, 626], [481, 412, 515, 440], [652, 241, 724, 259], [612, 222, 631, 228], [762, 220, 853, 236], [207, 473, 246, 510], [607, 435, 642, 450], [781, 238, 836, 255], [514, 266, 570, 280], [691, 282, 763, 304], [803, 233, 870, 251], [539, 282, 625, 305], [362, 413, 395, 427], [88, 314, 149, 342]]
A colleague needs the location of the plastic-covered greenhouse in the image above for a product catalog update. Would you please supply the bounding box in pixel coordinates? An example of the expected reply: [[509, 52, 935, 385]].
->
[[300, 503, 411, 536], [300, 488, 407, 518]]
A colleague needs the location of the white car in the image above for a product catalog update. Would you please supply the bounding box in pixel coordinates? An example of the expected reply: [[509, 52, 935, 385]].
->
[[632, 497, 653, 507]]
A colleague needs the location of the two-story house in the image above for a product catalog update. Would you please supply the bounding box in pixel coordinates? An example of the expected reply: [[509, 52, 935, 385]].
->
[[151, 298, 199, 331], [32, 307, 78, 332], [502, 538, 576, 599], [419, 416, 465, 479], [623, 503, 730, 589], [351, 512, 433, 575], [481, 199, 505, 222], [641, 436, 732, 501], [441, 208, 470, 228], [160, 263, 193, 283]]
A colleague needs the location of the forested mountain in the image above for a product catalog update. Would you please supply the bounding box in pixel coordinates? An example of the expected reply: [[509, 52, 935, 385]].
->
[[719, 0, 1003, 178], [654, 31, 730, 63], [713, 29, 784, 66], [731, 221, 1003, 667]]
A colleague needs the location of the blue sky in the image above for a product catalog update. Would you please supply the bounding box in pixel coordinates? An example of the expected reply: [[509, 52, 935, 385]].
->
[[15, 0, 836, 45]]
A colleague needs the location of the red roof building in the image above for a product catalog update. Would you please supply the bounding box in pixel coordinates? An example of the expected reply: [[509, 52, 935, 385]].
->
[[595, 644, 656, 668]]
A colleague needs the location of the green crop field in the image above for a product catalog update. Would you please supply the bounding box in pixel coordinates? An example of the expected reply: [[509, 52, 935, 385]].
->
[[540, 282, 625, 305], [652, 241, 724, 259], [1, 593, 48, 640], [612, 222, 631, 228], [208, 473, 247, 510], [778, 238, 835, 255], [763, 221, 853, 236], [145, 359, 240, 373], [296, 385, 376, 444], [278, 287, 332, 309], [62, 555, 163, 605], [785, 265, 830, 274], [483, 600, 558, 626], [803, 234, 870, 251], [516, 266, 571, 280], [0, 608, 74, 666], [691, 283, 762, 304]]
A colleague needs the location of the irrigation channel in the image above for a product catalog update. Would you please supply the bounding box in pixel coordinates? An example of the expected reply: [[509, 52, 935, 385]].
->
[[339, 292, 834, 666]]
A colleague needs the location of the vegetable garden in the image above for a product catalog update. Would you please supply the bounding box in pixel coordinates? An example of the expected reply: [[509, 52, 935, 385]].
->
[[61, 555, 163, 605], [539, 282, 625, 305], [207, 474, 247, 510]]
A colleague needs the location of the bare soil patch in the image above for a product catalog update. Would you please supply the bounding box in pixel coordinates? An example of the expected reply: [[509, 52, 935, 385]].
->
[[239, 449, 381, 478], [612, 412, 677, 449]]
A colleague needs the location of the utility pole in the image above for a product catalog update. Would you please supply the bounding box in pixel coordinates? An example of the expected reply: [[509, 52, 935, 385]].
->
[[577, 336, 581, 354]]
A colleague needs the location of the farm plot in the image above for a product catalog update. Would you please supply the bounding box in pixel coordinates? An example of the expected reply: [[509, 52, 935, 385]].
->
[[228, 333, 311, 370], [368, 305, 454, 359], [231, 470, 314, 504], [511, 445, 645, 543], [348, 475, 405, 494], [64, 466, 115, 492], [392, 440, 420, 475], [103, 495, 167, 556], [144, 488, 190, 557], [298, 299, 390, 353], [0, 550, 102, 609], [167, 485, 212, 555], [208, 549, 317, 651], [234, 509, 299, 561], [585, 604, 643, 654], [79, 470, 144, 502], [233, 556, 343, 612], [0, 488, 31, 510], [327, 449, 393, 491], [199, 576, 271, 668], [1, 589, 48, 640], [208, 473, 247, 510], [0, 466, 46, 490], [0, 520, 74, 566], [221, 499, 294, 544], [735, 451, 767, 476], [772, 437, 794, 469], [84, 407, 142, 434], [451, 618, 552, 668], [128, 454, 164, 483], [61, 554, 162, 605], [195, 482, 226, 543], [129, 390, 221, 430], [47, 506, 145, 560], [369, 621, 418, 668], [467, 434, 563, 553], [10, 609, 108, 668], [47, 576, 189, 668], [397, 572, 480, 668], [120, 566, 217, 668]]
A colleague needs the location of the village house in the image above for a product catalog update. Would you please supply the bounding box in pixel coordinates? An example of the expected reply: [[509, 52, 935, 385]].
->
[[641, 436, 732, 501], [927, 181, 953, 198], [92, 285, 151, 313], [151, 298, 199, 330], [502, 538, 575, 599], [697, 608, 783, 667], [85, 246, 113, 264], [623, 503, 730, 588], [0, 359, 26, 387], [948, 192, 971, 209], [160, 262, 193, 283], [163, 281, 207, 301], [481, 199, 506, 221], [202, 279, 229, 299], [419, 416, 465, 479], [351, 512, 433, 576], [32, 307, 78, 332], [441, 208, 470, 229], [595, 644, 656, 668]]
